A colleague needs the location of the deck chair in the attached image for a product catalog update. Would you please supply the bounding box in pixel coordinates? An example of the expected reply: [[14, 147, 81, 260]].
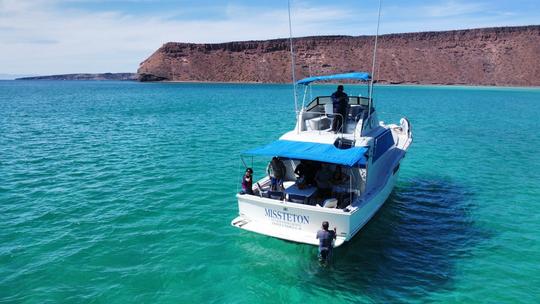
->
[[322, 198, 338, 208], [268, 190, 284, 200], [288, 194, 306, 204]]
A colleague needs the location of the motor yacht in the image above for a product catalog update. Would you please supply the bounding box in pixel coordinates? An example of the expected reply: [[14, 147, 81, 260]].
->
[[231, 72, 412, 247]]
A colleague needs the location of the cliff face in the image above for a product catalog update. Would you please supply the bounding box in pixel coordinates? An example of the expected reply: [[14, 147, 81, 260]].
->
[[138, 26, 540, 86]]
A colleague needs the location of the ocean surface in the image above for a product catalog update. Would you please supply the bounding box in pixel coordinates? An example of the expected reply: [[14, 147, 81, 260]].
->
[[1, 80, 539, 303]]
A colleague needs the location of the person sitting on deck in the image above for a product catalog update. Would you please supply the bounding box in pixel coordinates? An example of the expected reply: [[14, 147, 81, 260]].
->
[[316, 221, 337, 264], [331, 85, 349, 133], [315, 164, 333, 197], [267, 157, 286, 191], [240, 168, 254, 195], [294, 160, 316, 189], [331, 166, 350, 207]]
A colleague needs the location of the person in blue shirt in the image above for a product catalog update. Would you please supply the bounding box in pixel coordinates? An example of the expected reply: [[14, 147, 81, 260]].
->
[[331, 85, 349, 133], [316, 221, 336, 263]]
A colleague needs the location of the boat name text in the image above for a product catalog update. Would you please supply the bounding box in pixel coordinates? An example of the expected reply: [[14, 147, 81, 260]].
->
[[264, 208, 309, 224]]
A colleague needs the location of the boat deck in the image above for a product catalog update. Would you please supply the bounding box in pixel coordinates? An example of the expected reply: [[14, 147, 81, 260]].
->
[[253, 177, 356, 210]]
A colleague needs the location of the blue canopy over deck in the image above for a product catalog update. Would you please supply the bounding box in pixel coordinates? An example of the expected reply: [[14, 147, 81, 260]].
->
[[296, 72, 371, 86], [244, 140, 368, 167]]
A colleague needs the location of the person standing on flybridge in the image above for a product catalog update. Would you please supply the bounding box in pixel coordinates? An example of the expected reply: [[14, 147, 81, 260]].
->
[[331, 85, 349, 133]]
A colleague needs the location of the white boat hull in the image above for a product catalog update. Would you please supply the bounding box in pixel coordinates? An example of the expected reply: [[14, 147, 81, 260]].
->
[[231, 92, 412, 246], [231, 165, 400, 247]]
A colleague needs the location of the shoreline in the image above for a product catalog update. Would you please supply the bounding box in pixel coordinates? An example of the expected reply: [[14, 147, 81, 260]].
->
[[154, 80, 540, 89], [5, 79, 539, 89]]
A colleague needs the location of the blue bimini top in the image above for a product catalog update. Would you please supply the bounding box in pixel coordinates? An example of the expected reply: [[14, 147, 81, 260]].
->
[[296, 72, 371, 86], [244, 140, 368, 167]]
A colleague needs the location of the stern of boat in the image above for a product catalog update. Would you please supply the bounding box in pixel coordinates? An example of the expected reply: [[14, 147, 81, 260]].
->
[[231, 194, 351, 247]]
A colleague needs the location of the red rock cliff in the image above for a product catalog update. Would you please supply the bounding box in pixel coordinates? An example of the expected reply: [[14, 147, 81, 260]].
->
[[138, 26, 540, 86]]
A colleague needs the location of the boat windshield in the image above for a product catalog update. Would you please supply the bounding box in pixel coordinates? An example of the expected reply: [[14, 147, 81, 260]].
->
[[305, 96, 370, 112]]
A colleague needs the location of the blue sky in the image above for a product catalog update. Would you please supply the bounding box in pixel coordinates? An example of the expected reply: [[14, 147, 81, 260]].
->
[[0, 0, 538, 75]]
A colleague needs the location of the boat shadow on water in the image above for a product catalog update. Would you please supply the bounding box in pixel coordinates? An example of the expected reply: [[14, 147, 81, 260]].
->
[[308, 176, 491, 302]]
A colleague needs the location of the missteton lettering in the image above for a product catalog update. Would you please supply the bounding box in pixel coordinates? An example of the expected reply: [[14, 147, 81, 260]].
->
[[264, 208, 309, 224]]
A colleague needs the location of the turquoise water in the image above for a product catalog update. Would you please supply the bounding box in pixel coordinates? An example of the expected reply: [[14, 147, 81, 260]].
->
[[1, 81, 539, 303]]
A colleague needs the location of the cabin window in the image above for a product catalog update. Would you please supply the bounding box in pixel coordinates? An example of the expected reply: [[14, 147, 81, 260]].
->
[[373, 130, 394, 162]]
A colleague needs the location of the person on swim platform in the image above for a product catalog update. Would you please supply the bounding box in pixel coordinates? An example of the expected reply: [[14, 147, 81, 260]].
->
[[316, 221, 337, 263]]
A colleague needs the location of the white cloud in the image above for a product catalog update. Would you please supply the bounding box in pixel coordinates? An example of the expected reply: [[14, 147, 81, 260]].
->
[[423, 1, 486, 17], [0, 0, 537, 74], [0, 1, 358, 74]]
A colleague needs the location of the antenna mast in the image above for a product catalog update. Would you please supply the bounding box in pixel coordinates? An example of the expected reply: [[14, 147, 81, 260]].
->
[[288, 0, 298, 113], [367, 0, 382, 122]]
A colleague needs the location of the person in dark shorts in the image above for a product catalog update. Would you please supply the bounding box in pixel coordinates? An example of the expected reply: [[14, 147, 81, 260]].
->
[[316, 221, 337, 263], [331, 85, 349, 133], [267, 157, 286, 191], [241, 168, 254, 195]]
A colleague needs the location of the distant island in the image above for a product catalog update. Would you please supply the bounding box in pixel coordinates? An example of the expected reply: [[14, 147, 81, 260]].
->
[[16, 73, 137, 81], [138, 25, 540, 86]]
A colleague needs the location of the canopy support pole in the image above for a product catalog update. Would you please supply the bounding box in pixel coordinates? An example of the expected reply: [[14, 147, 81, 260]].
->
[[288, 0, 298, 114], [366, 0, 382, 135]]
